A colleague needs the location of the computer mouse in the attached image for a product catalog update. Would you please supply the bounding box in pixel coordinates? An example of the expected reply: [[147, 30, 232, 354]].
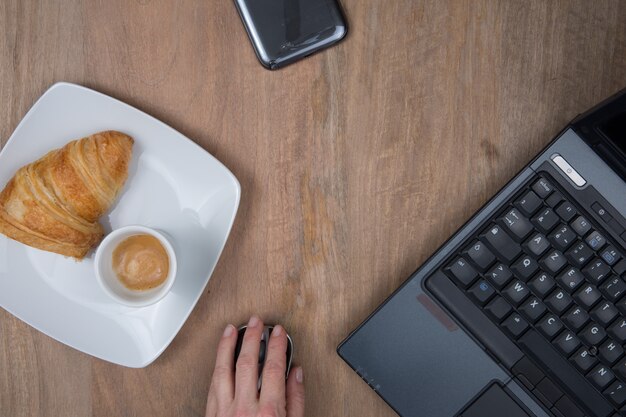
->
[[235, 325, 294, 390]]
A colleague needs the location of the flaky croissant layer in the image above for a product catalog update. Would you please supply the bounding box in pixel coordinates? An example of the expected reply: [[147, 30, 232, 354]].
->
[[0, 131, 134, 259]]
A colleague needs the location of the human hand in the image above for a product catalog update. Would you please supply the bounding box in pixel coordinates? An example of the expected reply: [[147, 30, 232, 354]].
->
[[206, 316, 305, 417]]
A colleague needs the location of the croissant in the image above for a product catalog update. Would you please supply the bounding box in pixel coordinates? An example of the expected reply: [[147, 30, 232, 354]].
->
[[0, 131, 134, 259]]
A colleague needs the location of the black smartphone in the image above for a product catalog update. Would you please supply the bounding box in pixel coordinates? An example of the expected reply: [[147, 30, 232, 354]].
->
[[234, 0, 348, 70]]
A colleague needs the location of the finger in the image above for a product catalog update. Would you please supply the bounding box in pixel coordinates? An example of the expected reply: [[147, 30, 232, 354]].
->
[[204, 393, 217, 417], [286, 367, 305, 417], [235, 316, 264, 404], [209, 324, 237, 407], [259, 325, 288, 407]]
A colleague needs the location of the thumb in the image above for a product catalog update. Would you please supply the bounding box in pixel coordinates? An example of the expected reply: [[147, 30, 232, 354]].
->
[[286, 367, 305, 417]]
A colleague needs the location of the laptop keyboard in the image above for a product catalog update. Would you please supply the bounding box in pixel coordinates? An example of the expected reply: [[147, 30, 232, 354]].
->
[[428, 175, 626, 417]]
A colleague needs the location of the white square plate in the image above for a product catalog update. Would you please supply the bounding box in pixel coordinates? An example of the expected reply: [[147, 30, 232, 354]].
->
[[0, 83, 240, 367]]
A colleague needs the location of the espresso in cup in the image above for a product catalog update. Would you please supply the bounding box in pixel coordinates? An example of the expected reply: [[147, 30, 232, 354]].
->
[[112, 234, 170, 291]]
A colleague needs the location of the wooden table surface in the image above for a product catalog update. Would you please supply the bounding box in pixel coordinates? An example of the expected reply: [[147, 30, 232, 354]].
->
[[1, 1, 625, 416]]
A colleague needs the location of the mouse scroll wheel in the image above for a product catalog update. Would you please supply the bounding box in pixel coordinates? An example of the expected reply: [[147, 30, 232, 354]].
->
[[259, 340, 267, 363]]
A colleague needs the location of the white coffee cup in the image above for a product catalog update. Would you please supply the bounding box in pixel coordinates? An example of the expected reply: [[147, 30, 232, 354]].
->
[[94, 225, 177, 307]]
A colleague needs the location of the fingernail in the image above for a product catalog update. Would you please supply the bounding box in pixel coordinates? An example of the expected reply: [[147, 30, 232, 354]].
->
[[296, 367, 303, 383], [248, 316, 260, 328], [223, 324, 234, 337], [272, 325, 283, 337]]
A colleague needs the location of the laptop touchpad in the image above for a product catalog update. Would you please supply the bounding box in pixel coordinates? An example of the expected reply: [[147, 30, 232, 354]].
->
[[461, 383, 530, 417]]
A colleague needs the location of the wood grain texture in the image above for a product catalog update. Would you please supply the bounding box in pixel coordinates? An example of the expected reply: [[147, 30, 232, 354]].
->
[[1, 1, 625, 416]]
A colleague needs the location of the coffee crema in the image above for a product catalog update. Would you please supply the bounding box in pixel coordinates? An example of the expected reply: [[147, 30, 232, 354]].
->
[[112, 234, 170, 291]]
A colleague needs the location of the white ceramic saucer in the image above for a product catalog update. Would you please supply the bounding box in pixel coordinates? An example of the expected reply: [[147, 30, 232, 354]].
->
[[0, 83, 240, 367]]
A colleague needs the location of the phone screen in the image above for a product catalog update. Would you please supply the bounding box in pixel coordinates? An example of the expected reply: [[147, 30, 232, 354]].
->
[[235, 0, 347, 69]]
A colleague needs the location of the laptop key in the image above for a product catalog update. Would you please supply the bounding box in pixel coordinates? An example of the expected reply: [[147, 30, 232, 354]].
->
[[511, 255, 539, 281], [461, 383, 531, 417], [586, 231, 608, 251], [583, 258, 612, 284], [465, 241, 496, 271], [613, 357, 626, 381], [536, 377, 564, 404], [571, 347, 598, 373], [532, 207, 560, 234], [591, 302, 619, 327], [598, 339, 624, 365], [519, 296, 547, 323], [503, 280, 530, 306], [425, 272, 523, 368], [518, 329, 614, 417], [557, 267, 585, 293], [604, 381, 626, 407], [538, 314, 563, 340], [613, 259, 626, 276], [574, 284, 602, 310], [485, 296, 513, 322], [468, 280, 496, 305], [600, 276, 626, 302], [616, 297, 626, 315], [482, 225, 522, 263], [592, 202, 614, 223], [501, 313, 529, 339], [546, 191, 564, 208], [499, 208, 534, 241], [485, 263, 513, 289], [607, 318, 626, 343], [512, 357, 545, 386], [588, 365, 615, 391], [556, 201, 577, 222], [529, 272, 556, 298], [571, 216, 592, 236], [549, 224, 577, 251], [446, 257, 478, 288], [549, 404, 565, 417], [545, 289, 573, 315], [554, 330, 581, 356], [515, 190, 542, 217], [600, 246, 622, 266], [610, 222, 626, 240], [524, 233, 550, 257], [609, 219, 626, 236], [554, 396, 585, 417], [580, 322, 607, 347], [540, 250, 567, 274], [563, 306, 590, 332], [565, 241, 594, 269], [532, 177, 554, 198]]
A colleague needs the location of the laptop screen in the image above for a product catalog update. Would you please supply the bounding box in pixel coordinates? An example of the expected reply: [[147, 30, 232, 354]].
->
[[600, 111, 626, 155]]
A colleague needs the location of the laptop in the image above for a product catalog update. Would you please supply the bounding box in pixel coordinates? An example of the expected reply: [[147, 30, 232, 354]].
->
[[338, 89, 626, 417]]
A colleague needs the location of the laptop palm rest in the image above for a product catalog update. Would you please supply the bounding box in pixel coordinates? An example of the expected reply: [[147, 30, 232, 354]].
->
[[461, 383, 531, 417], [338, 279, 513, 416]]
